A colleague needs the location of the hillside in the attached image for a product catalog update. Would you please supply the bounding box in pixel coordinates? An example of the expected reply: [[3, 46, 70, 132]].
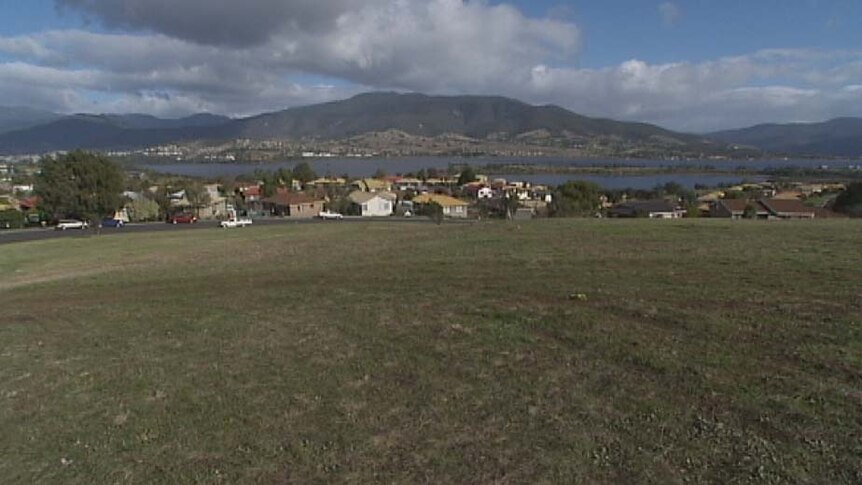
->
[[710, 117, 862, 157], [0, 115, 234, 154], [233, 92, 705, 143], [1, 220, 860, 482], [0, 106, 63, 135], [0, 93, 722, 156]]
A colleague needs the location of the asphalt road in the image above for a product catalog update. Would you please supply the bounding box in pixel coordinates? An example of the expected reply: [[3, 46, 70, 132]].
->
[[0, 217, 453, 246]]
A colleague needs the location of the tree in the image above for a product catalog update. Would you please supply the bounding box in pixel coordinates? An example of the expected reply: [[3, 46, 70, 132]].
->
[[743, 203, 758, 219], [35, 151, 125, 222], [833, 182, 862, 217], [292, 162, 317, 185], [0, 209, 25, 229], [502, 193, 520, 220], [550, 181, 603, 217], [127, 198, 160, 222], [426, 201, 444, 225], [183, 183, 212, 218], [457, 166, 478, 186], [372, 168, 387, 179]]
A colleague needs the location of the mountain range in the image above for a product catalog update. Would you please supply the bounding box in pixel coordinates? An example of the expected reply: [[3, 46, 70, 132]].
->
[[0, 93, 859, 157], [708, 118, 862, 157]]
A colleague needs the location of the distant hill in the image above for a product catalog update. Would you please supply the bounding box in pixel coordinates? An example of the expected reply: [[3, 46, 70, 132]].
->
[[0, 114, 235, 154], [232, 92, 706, 143], [0, 92, 721, 155], [0, 106, 63, 135], [709, 118, 862, 157], [100, 113, 231, 130]]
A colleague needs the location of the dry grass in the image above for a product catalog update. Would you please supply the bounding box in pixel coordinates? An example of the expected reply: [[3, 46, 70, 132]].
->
[[1, 219, 861, 483]]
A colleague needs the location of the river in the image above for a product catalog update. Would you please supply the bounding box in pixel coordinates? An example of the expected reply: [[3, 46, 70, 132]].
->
[[136, 156, 844, 190]]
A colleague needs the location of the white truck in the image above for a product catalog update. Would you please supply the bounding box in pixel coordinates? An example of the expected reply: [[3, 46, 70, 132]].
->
[[220, 209, 253, 228]]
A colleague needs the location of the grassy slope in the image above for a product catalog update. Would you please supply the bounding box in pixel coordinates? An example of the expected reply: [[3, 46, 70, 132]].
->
[[1, 220, 861, 484]]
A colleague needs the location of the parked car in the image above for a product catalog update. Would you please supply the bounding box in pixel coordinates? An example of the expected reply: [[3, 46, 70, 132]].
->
[[101, 218, 125, 228], [317, 210, 344, 220], [168, 213, 197, 224], [220, 217, 253, 228], [55, 219, 88, 230]]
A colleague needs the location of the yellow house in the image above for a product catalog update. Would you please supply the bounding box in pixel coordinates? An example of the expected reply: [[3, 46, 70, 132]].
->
[[413, 194, 470, 218]]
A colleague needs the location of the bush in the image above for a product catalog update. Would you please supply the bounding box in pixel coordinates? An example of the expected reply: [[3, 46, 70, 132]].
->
[[833, 182, 862, 217], [0, 209, 25, 229]]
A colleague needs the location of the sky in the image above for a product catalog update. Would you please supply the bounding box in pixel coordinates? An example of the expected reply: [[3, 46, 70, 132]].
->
[[0, 0, 860, 132]]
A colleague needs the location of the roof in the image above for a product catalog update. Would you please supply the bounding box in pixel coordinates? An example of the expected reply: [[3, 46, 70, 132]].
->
[[349, 191, 397, 204], [241, 186, 261, 197], [760, 199, 815, 216], [18, 196, 39, 210], [716, 199, 757, 213], [413, 193, 469, 207], [613, 200, 679, 213], [355, 178, 391, 191], [263, 192, 324, 206]]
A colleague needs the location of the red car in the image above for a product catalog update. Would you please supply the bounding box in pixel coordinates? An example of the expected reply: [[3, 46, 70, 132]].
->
[[168, 213, 197, 224]]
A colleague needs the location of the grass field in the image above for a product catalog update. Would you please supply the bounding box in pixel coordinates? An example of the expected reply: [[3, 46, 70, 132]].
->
[[1, 219, 861, 483]]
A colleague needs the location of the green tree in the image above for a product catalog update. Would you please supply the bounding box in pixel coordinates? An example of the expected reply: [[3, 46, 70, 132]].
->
[[550, 181, 603, 217], [292, 162, 317, 185], [743, 203, 759, 219], [0, 209, 25, 229], [457, 166, 478, 186], [35, 151, 125, 222], [183, 183, 212, 218], [426, 201, 444, 225], [833, 182, 862, 217], [502, 193, 520, 220], [127, 198, 160, 222], [373, 168, 387, 179]]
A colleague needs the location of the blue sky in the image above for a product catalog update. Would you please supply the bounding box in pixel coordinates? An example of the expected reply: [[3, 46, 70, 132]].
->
[[0, 0, 860, 131]]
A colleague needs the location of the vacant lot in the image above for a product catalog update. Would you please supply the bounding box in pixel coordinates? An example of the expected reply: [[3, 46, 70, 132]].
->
[[1, 220, 860, 483]]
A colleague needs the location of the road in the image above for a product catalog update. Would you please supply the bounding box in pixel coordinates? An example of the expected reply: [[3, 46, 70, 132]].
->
[[0, 217, 457, 246]]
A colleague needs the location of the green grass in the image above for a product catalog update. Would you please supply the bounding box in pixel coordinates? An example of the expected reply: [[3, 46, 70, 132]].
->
[[1, 219, 861, 483]]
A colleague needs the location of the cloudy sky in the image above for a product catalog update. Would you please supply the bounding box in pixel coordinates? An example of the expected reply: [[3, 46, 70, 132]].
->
[[0, 0, 860, 132]]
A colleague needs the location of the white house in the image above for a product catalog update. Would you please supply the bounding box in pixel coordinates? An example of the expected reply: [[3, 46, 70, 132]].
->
[[349, 191, 397, 217], [477, 187, 494, 199]]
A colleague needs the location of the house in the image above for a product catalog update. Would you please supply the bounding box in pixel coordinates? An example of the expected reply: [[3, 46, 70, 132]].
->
[[349, 191, 397, 217], [412, 193, 470, 218], [198, 184, 229, 219], [263, 191, 325, 218], [608, 200, 686, 219], [759, 199, 815, 219], [477, 187, 494, 199], [710, 199, 769, 219], [353, 178, 392, 192], [464, 183, 494, 200], [710, 199, 815, 219], [307, 177, 348, 187], [236, 185, 264, 214]]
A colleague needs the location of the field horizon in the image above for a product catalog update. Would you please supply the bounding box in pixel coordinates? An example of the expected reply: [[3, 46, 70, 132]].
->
[[2, 219, 861, 483]]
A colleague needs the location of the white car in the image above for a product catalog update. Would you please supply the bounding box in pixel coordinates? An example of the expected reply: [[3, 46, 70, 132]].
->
[[220, 217, 253, 228], [55, 219, 89, 230], [317, 210, 344, 220]]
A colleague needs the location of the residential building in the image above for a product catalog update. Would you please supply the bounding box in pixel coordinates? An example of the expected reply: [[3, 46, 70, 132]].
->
[[710, 199, 816, 219], [263, 192, 325, 218], [353, 178, 392, 192], [412, 193, 470, 218], [348, 191, 396, 217], [609, 200, 686, 219]]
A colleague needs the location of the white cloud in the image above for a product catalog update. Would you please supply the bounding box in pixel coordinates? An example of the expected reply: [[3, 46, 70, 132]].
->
[[0, 1, 859, 131]]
